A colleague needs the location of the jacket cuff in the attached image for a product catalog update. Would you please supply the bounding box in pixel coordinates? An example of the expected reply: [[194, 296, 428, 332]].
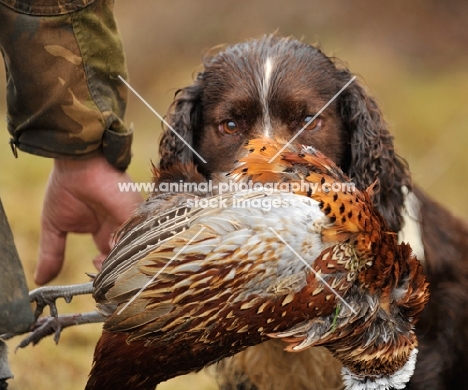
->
[[1, 0, 132, 171]]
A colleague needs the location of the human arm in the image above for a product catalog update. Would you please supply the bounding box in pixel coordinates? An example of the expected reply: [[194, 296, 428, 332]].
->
[[0, 0, 142, 284]]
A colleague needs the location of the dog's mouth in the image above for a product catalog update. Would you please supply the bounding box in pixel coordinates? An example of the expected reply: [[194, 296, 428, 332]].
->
[[226, 137, 347, 186]]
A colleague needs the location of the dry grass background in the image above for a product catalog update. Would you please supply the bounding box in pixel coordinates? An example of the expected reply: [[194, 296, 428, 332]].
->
[[0, 1, 467, 389]]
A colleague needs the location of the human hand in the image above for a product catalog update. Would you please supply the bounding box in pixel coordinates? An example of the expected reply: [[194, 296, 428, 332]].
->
[[35, 156, 143, 285]]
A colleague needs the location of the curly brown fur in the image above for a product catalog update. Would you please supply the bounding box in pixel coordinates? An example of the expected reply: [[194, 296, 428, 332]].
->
[[336, 69, 411, 231], [157, 34, 468, 390], [159, 80, 203, 169], [217, 341, 343, 390]]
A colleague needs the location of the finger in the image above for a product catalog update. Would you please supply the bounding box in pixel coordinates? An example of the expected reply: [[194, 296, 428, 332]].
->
[[107, 184, 143, 224], [93, 221, 116, 259], [92, 253, 107, 271], [35, 223, 67, 285], [92, 186, 142, 254]]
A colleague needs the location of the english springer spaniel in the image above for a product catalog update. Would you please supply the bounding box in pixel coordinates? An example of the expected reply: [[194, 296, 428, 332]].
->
[[159, 34, 468, 390]]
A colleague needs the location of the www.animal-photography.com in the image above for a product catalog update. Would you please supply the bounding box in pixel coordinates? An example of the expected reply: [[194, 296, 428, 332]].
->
[[0, 1, 467, 389]]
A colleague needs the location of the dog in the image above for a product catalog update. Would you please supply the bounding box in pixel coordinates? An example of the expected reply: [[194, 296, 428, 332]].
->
[[158, 34, 468, 390]]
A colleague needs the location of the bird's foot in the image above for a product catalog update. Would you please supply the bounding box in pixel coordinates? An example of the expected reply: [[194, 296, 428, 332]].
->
[[0, 282, 95, 346], [29, 282, 94, 320], [2, 311, 105, 349]]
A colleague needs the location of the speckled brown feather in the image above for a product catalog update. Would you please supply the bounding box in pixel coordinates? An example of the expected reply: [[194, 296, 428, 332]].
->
[[234, 139, 429, 380], [232, 138, 384, 253], [87, 138, 429, 390]]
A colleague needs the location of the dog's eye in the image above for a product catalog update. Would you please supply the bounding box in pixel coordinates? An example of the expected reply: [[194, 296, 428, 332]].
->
[[219, 120, 239, 135], [303, 115, 322, 131]]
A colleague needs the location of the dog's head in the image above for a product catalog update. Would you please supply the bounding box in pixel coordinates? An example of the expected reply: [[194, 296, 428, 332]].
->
[[159, 35, 411, 231]]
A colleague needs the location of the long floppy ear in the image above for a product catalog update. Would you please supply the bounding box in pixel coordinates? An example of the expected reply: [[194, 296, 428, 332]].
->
[[337, 70, 411, 232], [159, 73, 204, 170]]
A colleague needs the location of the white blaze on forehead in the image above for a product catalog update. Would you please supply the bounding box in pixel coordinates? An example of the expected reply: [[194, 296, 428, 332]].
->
[[263, 57, 274, 90], [261, 57, 274, 137]]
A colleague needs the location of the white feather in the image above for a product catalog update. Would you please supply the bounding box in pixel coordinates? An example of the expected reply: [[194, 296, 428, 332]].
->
[[341, 348, 418, 390]]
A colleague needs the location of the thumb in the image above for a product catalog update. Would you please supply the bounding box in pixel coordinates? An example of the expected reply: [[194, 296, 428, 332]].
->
[[35, 222, 67, 285]]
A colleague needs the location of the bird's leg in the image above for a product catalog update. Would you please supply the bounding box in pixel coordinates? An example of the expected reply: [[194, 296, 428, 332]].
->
[[5, 311, 105, 349], [0, 282, 96, 346], [29, 282, 94, 320]]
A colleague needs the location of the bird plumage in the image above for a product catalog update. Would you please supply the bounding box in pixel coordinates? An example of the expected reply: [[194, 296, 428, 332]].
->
[[86, 138, 429, 390]]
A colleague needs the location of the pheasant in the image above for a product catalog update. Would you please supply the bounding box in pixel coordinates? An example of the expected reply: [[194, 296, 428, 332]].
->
[[80, 138, 428, 390], [2, 138, 428, 389]]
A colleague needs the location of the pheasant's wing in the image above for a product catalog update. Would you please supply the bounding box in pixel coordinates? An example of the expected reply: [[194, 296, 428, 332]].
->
[[93, 193, 204, 301], [269, 285, 378, 352], [96, 191, 339, 346]]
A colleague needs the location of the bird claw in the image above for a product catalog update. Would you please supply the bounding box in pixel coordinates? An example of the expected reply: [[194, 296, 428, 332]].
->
[[30, 290, 59, 321], [1, 315, 61, 347], [14, 316, 61, 349], [29, 282, 94, 321], [2, 311, 105, 350], [0, 282, 96, 347]]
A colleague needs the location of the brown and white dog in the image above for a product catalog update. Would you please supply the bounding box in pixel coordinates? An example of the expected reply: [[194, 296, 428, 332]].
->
[[159, 35, 468, 390]]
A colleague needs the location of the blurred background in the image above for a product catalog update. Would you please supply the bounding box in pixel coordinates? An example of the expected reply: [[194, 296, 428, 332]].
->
[[0, 0, 467, 389]]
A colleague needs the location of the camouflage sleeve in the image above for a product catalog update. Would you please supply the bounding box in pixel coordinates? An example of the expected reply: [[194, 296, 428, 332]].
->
[[0, 0, 132, 171]]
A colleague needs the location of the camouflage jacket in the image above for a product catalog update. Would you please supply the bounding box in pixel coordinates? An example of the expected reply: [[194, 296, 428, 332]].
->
[[0, 0, 132, 170]]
